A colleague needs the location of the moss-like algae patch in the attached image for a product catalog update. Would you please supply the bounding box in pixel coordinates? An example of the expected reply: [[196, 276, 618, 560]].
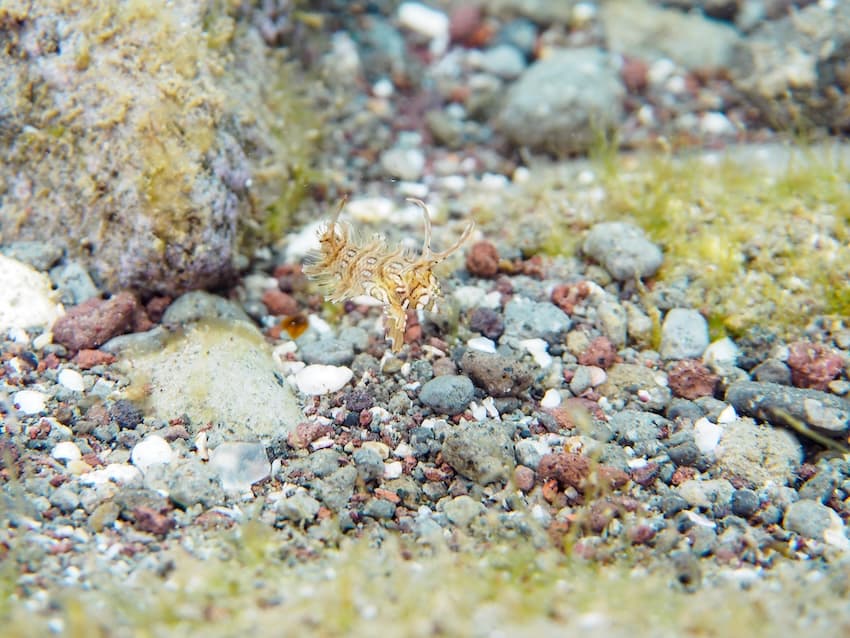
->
[[508, 143, 850, 340]]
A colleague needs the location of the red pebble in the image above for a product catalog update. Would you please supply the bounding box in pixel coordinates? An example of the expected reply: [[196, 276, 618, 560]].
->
[[578, 336, 618, 369], [52, 292, 138, 352], [787, 341, 844, 391], [132, 506, 175, 536], [537, 452, 590, 490], [261, 289, 298, 316], [73, 349, 116, 370], [465, 240, 500, 278], [667, 359, 719, 400], [513, 465, 535, 493]]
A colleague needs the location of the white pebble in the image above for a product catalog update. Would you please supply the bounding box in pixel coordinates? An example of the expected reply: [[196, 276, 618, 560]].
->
[[58, 368, 85, 393], [80, 463, 143, 487], [540, 388, 562, 409], [702, 337, 739, 369], [521, 338, 552, 369], [13, 389, 48, 415], [363, 441, 390, 460], [394, 442, 414, 458], [0, 254, 64, 333], [383, 460, 403, 480], [693, 417, 722, 455], [52, 441, 82, 463], [397, 2, 448, 51], [470, 401, 488, 421], [700, 111, 735, 137], [372, 78, 394, 98], [295, 364, 353, 395], [588, 366, 607, 387], [467, 336, 496, 353], [131, 435, 174, 473], [716, 405, 737, 424], [209, 441, 270, 493]]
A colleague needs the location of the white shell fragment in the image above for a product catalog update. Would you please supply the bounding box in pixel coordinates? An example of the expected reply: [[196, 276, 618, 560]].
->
[[131, 435, 175, 473], [52, 441, 82, 463], [694, 417, 723, 456], [58, 368, 85, 393], [13, 389, 48, 415], [295, 364, 354, 395]]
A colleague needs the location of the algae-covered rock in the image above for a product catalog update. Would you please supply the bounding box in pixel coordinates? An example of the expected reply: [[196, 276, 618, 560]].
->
[[0, 0, 318, 294]]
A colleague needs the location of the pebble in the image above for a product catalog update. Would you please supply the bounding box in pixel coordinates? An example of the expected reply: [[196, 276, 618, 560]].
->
[[598, 363, 671, 412], [296, 364, 354, 395], [13, 389, 48, 415], [726, 381, 850, 436], [540, 388, 561, 408], [52, 441, 82, 463], [442, 495, 485, 527], [208, 441, 271, 492], [419, 375, 475, 416], [503, 297, 571, 343], [79, 463, 143, 488], [678, 478, 734, 510], [57, 368, 85, 393], [380, 147, 426, 182], [460, 350, 534, 397], [715, 417, 802, 489], [582, 222, 663, 282], [131, 435, 175, 473], [161, 290, 252, 327], [467, 336, 497, 353], [497, 47, 624, 154], [277, 492, 321, 524], [751, 359, 791, 385], [299, 338, 355, 367], [50, 261, 99, 305], [609, 410, 669, 457], [383, 461, 403, 480], [693, 417, 722, 456], [783, 499, 847, 546], [397, 2, 449, 52], [52, 292, 138, 352], [353, 447, 385, 482], [730, 488, 761, 518], [441, 420, 515, 484], [474, 44, 526, 79], [660, 309, 710, 359], [363, 498, 397, 520], [514, 439, 550, 470], [597, 300, 628, 347], [0, 254, 64, 332]]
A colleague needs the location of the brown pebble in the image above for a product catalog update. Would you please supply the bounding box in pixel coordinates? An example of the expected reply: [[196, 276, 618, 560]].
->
[[550, 281, 590, 314], [132, 506, 175, 536], [145, 296, 172, 322], [465, 240, 500, 278], [670, 466, 697, 486], [787, 341, 844, 391], [537, 452, 590, 490], [513, 465, 535, 492], [261, 289, 298, 316], [431, 357, 458, 376], [53, 292, 138, 352], [578, 336, 618, 369], [288, 421, 333, 449], [667, 359, 719, 400], [621, 57, 649, 93], [628, 524, 656, 545], [73, 349, 116, 370], [630, 462, 660, 487]]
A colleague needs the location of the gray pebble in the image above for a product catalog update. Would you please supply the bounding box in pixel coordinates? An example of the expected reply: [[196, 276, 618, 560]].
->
[[419, 375, 475, 416], [497, 48, 624, 154], [277, 492, 321, 524], [477, 44, 526, 79], [313, 465, 356, 511], [353, 447, 384, 483], [660, 308, 709, 359], [50, 261, 99, 305], [380, 147, 425, 181], [569, 365, 594, 395], [503, 296, 571, 343], [1, 241, 63, 271], [514, 438, 550, 470], [726, 380, 850, 436], [783, 499, 843, 541], [363, 498, 396, 520], [300, 338, 355, 366], [441, 420, 516, 485], [799, 468, 839, 504], [661, 493, 689, 517], [101, 326, 169, 356], [496, 19, 537, 56], [442, 495, 485, 527], [751, 359, 792, 385], [290, 449, 341, 479], [460, 350, 534, 397], [731, 488, 760, 518], [161, 290, 252, 327], [337, 326, 370, 352], [667, 440, 700, 467], [583, 222, 663, 281], [49, 486, 80, 513], [164, 459, 223, 510], [608, 410, 670, 457], [597, 299, 628, 347]]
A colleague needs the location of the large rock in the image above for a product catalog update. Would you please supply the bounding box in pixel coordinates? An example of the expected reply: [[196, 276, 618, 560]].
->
[[729, 3, 850, 132], [496, 48, 624, 154], [0, 1, 314, 294]]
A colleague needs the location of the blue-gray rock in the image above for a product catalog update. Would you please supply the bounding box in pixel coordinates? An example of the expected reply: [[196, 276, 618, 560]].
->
[[300, 337, 355, 366], [751, 358, 792, 385], [726, 380, 850, 436], [161, 291, 252, 327], [49, 486, 80, 513], [503, 296, 571, 342], [582, 222, 663, 282], [514, 438, 550, 470], [441, 420, 516, 484], [660, 308, 709, 359], [363, 498, 396, 520], [731, 488, 760, 518], [783, 499, 844, 541], [419, 375, 475, 416], [50, 261, 99, 305], [497, 48, 624, 154], [1, 241, 63, 271], [477, 44, 526, 79], [496, 19, 537, 57], [353, 447, 384, 482], [608, 410, 670, 457]]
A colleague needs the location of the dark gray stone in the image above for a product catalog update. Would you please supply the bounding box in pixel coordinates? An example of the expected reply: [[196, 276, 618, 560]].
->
[[419, 375, 475, 416]]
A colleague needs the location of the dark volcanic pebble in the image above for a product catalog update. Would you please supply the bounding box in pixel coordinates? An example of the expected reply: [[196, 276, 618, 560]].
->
[[419, 375, 475, 416], [468, 307, 504, 340], [53, 291, 138, 352]]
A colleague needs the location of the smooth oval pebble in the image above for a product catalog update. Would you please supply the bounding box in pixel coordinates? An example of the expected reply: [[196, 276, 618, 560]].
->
[[295, 364, 353, 395], [13, 389, 48, 415], [58, 368, 85, 392], [131, 435, 175, 473], [52, 441, 82, 463]]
